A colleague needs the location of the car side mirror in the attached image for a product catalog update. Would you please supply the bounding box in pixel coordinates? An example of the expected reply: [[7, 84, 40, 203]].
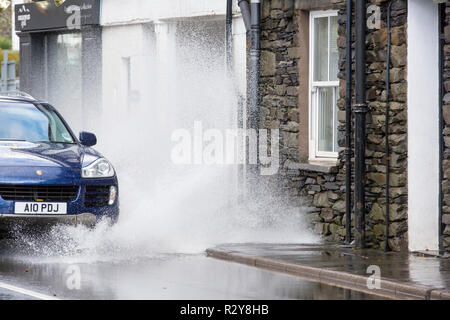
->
[[79, 132, 97, 147]]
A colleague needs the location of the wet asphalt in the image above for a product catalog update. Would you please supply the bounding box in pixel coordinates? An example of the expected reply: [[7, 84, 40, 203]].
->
[[0, 244, 382, 300], [0, 288, 38, 300]]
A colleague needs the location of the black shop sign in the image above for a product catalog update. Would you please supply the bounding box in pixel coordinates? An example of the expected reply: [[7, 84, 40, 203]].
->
[[15, 0, 100, 32]]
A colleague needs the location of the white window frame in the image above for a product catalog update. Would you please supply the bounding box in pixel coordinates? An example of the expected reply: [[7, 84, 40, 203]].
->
[[309, 10, 339, 161]]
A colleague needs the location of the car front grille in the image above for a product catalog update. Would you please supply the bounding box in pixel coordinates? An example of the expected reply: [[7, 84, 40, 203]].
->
[[0, 185, 79, 202], [84, 186, 110, 208]]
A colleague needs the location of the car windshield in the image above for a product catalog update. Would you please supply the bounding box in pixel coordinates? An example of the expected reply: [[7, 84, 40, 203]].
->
[[0, 102, 75, 144]]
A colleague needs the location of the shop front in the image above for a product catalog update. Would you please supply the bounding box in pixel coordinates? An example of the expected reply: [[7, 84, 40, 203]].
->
[[15, 0, 101, 132]]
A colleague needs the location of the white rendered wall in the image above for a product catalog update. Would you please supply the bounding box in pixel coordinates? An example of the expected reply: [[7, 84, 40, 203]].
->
[[101, 0, 238, 26], [11, 0, 24, 51], [101, 0, 247, 116], [101, 24, 151, 117], [100, 2, 247, 196], [101, 0, 247, 120], [232, 15, 247, 103], [407, 0, 440, 251]]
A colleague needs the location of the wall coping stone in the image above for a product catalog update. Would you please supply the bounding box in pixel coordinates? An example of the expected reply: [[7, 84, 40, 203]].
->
[[285, 160, 339, 174], [295, 0, 340, 11]]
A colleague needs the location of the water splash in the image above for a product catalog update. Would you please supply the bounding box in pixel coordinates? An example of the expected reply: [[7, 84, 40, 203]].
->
[[6, 19, 318, 262]]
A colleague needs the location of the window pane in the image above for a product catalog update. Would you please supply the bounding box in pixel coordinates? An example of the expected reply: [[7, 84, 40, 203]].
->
[[318, 87, 334, 152], [0, 103, 74, 143], [329, 16, 339, 81], [314, 17, 328, 81]]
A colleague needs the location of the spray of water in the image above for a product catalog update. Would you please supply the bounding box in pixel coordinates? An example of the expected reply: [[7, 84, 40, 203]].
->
[[8, 19, 318, 261]]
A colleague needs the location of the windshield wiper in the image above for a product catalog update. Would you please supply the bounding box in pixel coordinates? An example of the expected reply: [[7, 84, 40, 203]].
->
[[35, 140, 77, 145], [0, 139, 27, 142]]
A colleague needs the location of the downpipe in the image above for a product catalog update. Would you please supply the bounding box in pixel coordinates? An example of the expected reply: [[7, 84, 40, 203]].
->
[[238, 0, 261, 179], [250, 0, 261, 178], [384, 1, 393, 252], [345, 0, 353, 245], [226, 0, 233, 74], [238, 0, 252, 33], [354, 0, 368, 249], [249, 0, 261, 136]]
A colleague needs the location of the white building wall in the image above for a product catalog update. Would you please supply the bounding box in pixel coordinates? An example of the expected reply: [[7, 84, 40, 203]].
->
[[232, 16, 247, 103], [101, 0, 236, 26], [99, 1, 247, 190], [100, 0, 247, 119], [101, 24, 152, 118], [11, 0, 24, 51], [99, 1, 247, 204], [407, 0, 440, 252]]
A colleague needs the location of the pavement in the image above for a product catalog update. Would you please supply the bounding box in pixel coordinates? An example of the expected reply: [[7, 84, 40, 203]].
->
[[206, 243, 450, 300]]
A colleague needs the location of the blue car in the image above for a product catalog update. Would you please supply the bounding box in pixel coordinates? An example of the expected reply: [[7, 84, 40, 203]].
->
[[0, 92, 119, 231]]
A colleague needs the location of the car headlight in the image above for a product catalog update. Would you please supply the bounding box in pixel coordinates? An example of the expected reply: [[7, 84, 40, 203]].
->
[[82, 158, 115, 178]]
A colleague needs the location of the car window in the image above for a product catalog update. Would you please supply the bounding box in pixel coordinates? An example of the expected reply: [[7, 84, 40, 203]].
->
[[0, 102, 75, 144]]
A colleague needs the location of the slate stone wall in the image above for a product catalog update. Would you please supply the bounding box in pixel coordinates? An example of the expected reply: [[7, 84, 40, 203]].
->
[[259, 0, 408, 250]]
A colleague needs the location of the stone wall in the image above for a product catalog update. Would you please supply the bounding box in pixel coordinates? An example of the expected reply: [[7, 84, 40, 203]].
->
[[0, 6, 12, 41], [361, 0, 408, 251], [442, 3, 450, 252], [259, 0, 409, 251]]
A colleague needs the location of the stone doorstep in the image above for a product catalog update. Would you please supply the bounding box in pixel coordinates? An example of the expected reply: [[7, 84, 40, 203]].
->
[[205, 248, 450, 300]]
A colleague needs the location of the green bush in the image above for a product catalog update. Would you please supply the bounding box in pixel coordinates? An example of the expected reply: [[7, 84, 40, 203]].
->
[[0, 37, 12, 50]]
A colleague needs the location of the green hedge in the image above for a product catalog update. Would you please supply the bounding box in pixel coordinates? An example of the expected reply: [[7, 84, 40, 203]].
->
[[0, 36, 12, 50]]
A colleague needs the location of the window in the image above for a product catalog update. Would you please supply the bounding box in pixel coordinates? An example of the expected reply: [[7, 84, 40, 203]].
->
[[309, 11, 339, 160], [0, 103, 75, 144]]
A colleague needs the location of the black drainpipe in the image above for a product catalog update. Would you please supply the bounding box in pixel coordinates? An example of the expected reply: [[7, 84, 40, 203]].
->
[[384, 1, 392, 253], [238, 0, 260, 176], [226, 0, 233, 74], [238, 0, 252, 34], [249, 0, 261, 142], [354, 0, 367, 249], [439, 2, 445, 255], [345, 0, 353, 244]]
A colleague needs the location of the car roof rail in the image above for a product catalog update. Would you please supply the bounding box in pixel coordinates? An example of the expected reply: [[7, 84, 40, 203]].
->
[[0, 90, 37, 101]]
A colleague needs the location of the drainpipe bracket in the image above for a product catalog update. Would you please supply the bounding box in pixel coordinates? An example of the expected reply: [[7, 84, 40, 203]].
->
[[352, 103, 368, 114]]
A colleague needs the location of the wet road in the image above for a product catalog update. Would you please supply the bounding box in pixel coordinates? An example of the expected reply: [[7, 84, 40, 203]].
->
[[0, 288, 38, 300], [0, 249, 381, 300]]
